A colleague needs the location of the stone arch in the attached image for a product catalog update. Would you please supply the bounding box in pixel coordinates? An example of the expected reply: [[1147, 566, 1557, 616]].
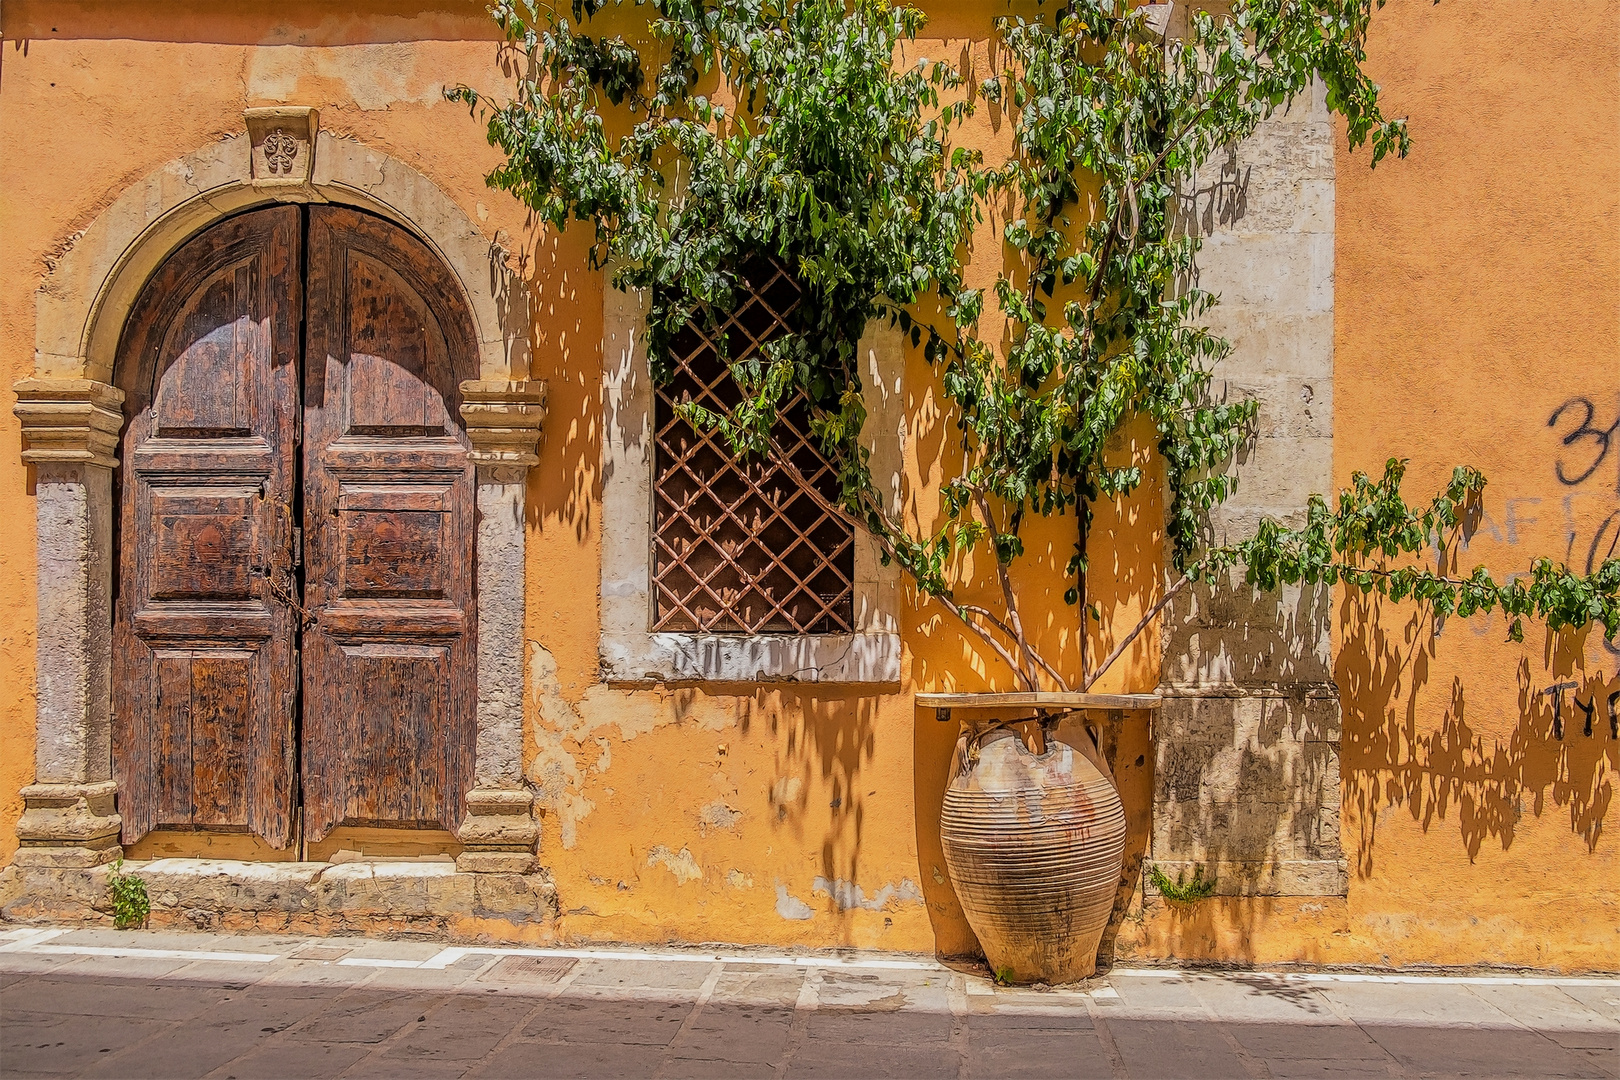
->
[[34, 129, 529, 384], [13, 119, 545, 875]]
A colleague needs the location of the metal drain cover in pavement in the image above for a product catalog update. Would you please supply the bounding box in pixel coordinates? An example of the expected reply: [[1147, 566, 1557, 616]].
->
[[483, 955, 578, 981], [290, 946, 352, 962]]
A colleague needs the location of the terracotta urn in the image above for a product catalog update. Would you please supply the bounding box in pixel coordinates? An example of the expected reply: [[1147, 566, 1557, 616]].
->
[[939, 721, 1127, 983]]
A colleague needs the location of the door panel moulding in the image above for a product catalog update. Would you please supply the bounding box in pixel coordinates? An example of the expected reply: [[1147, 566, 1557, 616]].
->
[[10, 112, 546, 888]]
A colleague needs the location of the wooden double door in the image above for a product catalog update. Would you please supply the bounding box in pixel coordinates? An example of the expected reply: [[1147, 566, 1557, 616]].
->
[[112, 205, 478, 849]]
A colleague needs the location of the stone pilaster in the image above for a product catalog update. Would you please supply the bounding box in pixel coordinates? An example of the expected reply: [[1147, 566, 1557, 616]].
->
[[1151, 69, 1347, 898], [456, 380, 545, 872], [13, 378, 126, 867]]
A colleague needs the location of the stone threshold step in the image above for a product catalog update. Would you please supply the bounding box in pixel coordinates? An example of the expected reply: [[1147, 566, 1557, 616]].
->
[[0, 857, 558, 939]]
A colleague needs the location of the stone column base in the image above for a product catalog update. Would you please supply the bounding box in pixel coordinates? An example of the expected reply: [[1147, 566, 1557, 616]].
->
[[14, 781, 122, 868], [455, 788, 539, 874]]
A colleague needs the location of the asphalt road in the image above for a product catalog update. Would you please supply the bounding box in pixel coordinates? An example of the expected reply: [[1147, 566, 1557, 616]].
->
[[2, 927, 1616, 1079]]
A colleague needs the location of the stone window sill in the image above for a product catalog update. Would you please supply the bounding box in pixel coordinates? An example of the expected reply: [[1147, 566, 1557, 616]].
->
[[599, 630, 900, 685]]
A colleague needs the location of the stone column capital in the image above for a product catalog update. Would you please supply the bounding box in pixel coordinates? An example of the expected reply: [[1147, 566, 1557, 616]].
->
[[460, 380, 546, 467], [14, 377, 126, 471]]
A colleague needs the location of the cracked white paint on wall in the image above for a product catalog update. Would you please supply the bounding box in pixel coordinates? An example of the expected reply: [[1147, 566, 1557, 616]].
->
[[246, 44, 450, 110], [812, 876, 925, 912], [698, 801, 743, 836], [774, 883, 814, 920]]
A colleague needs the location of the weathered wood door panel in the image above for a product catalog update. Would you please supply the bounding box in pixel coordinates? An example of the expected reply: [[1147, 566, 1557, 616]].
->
[[113, 206, 301, 847], [300, 206, 477, 843]]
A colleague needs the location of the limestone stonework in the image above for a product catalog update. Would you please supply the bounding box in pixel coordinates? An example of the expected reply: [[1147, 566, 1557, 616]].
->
[[458, 381, 547, 873], [13, 379, 126, 867], [0, 858, 558, 936], [1152, 73, 1347, 898]]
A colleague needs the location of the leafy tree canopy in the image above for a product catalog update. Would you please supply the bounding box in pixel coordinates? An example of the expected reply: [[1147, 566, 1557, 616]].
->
[[452, 0, 1618, 691]]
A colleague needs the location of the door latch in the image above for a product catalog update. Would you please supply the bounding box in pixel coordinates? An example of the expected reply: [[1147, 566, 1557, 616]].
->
[[292, 527, 303, 569]]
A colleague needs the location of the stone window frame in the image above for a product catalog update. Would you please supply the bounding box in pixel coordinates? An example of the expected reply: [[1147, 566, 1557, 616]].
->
[[599, 288, 903, 684], [13, 112, 545, 873]]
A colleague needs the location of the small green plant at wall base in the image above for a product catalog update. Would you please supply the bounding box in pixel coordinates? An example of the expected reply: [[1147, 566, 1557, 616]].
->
[[1149, 864, 1217, 904], [107, 859, 150, 930]]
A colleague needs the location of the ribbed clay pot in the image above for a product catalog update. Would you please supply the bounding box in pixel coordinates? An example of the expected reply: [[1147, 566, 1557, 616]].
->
[[939, 723, 1127, 984]]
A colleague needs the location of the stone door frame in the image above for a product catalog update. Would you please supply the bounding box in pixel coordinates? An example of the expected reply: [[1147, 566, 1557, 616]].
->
[[13, 111, 545, 873]]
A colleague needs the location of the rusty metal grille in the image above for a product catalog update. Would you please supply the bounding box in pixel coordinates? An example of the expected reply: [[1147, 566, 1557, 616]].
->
[[653, 258, 855, 635]]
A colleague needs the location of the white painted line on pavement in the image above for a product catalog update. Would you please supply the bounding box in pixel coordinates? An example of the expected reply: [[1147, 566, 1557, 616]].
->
[[0, 928, 68, 952], [337, 957, 428, 968], [1109, 968, 1620, 987], [22, 944, 279, 963], [419, 945, 944, 972]]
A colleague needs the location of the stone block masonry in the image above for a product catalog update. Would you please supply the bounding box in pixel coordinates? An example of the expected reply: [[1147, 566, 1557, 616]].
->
[[0, 860, 559, 939], [1153, 71, 1347, 899]]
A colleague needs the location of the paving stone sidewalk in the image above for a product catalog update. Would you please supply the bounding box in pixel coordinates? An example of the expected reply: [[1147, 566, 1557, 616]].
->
[[1, 926, 1616, 1079]]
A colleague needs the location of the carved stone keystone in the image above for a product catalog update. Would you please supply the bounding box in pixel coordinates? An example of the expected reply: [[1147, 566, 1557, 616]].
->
[[244, 107, 319, 192]]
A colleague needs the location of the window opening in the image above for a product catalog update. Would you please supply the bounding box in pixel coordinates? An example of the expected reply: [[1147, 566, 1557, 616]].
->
[[652, 258, 856, 634]]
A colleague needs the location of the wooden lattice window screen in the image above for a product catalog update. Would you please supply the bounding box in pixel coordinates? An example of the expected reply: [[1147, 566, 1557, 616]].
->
[[653, 259, 856, 635]]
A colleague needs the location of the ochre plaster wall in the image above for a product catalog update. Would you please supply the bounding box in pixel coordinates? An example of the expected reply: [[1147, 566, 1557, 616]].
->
[[3, 0, 1611, 968], [0, 1, 1164, 955], [1122, 0, 1620, 971]]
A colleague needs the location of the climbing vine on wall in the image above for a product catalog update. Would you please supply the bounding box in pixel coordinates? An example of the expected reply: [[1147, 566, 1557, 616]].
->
[[452, 0, 1619, 690]]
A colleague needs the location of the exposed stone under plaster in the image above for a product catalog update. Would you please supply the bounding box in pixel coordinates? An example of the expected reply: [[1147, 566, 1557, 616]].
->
[[1152, 75, 1347, 898]]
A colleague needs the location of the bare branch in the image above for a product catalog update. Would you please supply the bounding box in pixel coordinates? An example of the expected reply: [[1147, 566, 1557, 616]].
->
[[972, 486, 1041, 691], [765, 437, 1033, 688], [960, 605, 1071, 692], [1082, 573, 1191, 691]]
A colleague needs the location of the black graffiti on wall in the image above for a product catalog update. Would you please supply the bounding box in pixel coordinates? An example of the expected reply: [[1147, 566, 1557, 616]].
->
[[1540, 679, 1620, 739], [1547, 397, 1620, 492]]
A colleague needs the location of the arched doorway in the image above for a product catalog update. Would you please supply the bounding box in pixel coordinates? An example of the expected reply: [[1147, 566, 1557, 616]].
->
[[111, 204, 479, 850]]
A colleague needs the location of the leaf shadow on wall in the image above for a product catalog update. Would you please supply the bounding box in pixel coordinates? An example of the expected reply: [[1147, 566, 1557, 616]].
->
[[520, 218, 599, 547], [736, 688, 884, 945], [1151, 575, 1343, 959], [1337, 597, 1618, 879]]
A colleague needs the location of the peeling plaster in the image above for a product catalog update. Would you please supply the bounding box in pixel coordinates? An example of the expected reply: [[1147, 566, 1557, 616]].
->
[[812, 877, 925, 912], [575, 685, 737, 742], [525, 641, 594, 849], [246, 43, 449, 111], [647, 845, 703, 885], [774, 883, 813, 920], [726, 869, 754, 889], [699, 800, 742, 836]]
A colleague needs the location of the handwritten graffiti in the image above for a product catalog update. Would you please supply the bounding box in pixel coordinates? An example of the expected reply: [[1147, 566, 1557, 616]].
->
[[1540, 679, 1620, 739], [1547, 397, 1620, 492]]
